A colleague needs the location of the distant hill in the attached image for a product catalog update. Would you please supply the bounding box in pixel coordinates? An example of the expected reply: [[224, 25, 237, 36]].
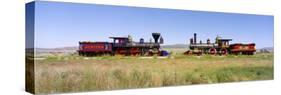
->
[[257, 47, 273, 53], [35, 47, 78, 53]]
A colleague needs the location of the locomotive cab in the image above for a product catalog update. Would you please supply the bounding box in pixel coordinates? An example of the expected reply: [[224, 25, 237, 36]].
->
[[217, 39, 232, 48], [110, 37, 129, 46]]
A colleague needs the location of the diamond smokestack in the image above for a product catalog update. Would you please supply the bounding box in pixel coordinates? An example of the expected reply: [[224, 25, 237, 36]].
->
[[152, 33, 161, 43]]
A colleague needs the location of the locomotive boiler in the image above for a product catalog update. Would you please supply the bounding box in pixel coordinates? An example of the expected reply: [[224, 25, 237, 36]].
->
[[78, 33, 168, 56], [184, 33, 256, 55]]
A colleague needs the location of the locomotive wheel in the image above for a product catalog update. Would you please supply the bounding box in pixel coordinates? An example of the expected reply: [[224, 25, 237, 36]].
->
[[220, 49, 228, 55], [130, 48, 140, 56], [81, 52, 85, 56], [147, 48, 158, 56], [148, 51, 154, 56], [78, 52, 83, 56], [194, 50, 202, 56], [208, 48, 217, 55], [85, 52, 90, 56], [116, 48, 126, 55]]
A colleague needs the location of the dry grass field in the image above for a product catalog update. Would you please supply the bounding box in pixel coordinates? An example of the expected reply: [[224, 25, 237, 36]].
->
[[33, 52, 273, 94]]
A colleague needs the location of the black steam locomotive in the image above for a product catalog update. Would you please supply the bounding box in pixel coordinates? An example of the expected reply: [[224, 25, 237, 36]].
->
[[78, 33, 169, 56]]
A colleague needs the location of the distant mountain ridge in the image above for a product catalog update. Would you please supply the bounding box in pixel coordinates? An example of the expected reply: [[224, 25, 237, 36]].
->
[[257, 47, 273, 53], [35, 47, 78, 53]]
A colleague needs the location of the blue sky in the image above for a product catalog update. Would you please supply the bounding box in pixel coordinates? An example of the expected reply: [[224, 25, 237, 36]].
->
[[30, 1, 274, 48]]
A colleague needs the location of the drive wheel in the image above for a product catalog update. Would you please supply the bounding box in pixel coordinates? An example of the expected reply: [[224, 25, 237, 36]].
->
[[208, 48, 217, 55], [220, 49, 228, 55]]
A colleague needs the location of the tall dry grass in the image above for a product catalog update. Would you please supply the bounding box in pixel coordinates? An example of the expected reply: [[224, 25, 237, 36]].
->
[[34, 53, 273, 94]]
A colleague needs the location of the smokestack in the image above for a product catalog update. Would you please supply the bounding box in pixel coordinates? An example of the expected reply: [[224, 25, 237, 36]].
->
[[190, 38, 193, 44], [194, 33, 197, 44], [152, 33, 161, 43]]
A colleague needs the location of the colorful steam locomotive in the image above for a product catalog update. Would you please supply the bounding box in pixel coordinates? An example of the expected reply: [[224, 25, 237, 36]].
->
[[184, 33, 256, 55], [78, 33, 256, 56], [78, 33, 169, 56]]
